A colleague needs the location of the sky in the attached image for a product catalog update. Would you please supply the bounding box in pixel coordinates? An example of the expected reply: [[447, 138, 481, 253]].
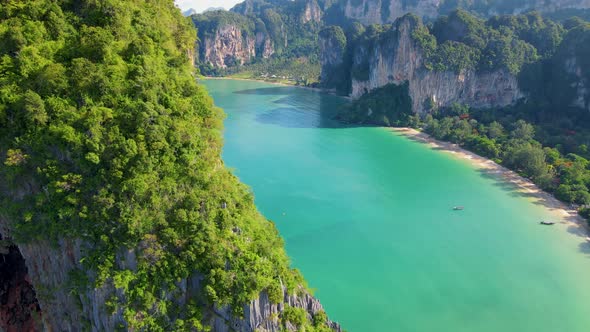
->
[[175, 0, 243, 13]]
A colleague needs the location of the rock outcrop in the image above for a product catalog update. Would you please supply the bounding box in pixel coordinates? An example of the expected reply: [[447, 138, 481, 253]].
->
[[209, 289, 341, 332], [319, 26, 347, 84], [342, 0, 439, 24], [339, 0, 590, 24], [322, 15, 523, 113], [0, 221, 340, 331], [199, 25, 272, 68], [564, 56, 589, 111], [302, 0, 323, 23]]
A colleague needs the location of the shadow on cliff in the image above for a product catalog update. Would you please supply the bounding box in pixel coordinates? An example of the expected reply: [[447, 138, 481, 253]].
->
[[233, 87, 367, 129], [0, 233, 43, 331]]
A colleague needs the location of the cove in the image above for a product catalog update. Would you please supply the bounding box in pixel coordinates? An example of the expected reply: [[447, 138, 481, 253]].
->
[[203, 79, 590, 332]]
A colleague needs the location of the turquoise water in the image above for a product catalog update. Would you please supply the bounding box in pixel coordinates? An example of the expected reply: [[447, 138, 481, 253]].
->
[[203, 79, 590, 332]]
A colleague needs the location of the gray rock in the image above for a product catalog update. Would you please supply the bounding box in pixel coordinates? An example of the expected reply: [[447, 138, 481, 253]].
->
[[346, 15, 523, 113]]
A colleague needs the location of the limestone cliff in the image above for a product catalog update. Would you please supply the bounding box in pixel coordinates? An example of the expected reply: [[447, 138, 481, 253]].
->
[[564, 56, 590, 111], [302, 0, 323, 23], [329, 15, 522, 113], [342, 0, 439, 24], [0, 220, 341, 332], [319, 26, 347, 85], [556, 26, 590, 111], [339, 0, 590, 24], [201, 25, 254, 68], [198, 24, 274, 68]]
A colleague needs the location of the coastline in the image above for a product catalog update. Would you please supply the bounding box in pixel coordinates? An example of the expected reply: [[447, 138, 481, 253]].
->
[[392, 127, 590, 238], [199, 76, 350, 99]]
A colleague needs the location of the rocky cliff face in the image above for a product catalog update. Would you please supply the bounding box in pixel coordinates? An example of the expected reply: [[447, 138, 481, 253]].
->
[[200, 25, 275, 68], [0, 234, 42, 332], [302, 0, 323, 23], [0, 220, 341, 331], [342, 0, 439, 24], [339, 0, 590, 24], [345, 15, 522, 112], [564, 56, 589, 111], [319, 30, 346, 83], [210, 288, 341, 332], [508, 0, 590, 15]]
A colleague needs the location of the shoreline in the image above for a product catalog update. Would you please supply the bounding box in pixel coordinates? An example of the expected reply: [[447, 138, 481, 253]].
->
[[392, 127, 590, 238], [200, 76, 350, 99]]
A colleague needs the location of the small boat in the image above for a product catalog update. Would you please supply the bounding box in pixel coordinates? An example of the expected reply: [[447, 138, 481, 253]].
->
[[540, 221, 555, 225], [453, 206, 464, 211]]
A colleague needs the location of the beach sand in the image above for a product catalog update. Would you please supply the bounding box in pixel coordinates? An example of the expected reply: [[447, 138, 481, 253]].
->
[[392, 127, 589, 238]]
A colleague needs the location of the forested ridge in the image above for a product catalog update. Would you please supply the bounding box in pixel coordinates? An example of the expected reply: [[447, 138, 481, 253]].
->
[[0, 1, 333, 330], [192, 1, 322, 84], [190, 0, 590, 83]]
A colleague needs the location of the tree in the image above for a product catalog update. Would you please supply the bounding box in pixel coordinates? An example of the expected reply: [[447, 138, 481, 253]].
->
[[433, 117, 454, 139], [466, 136, 500, 158], [487, 121, 504, 139], [510, 119, 535, 141], [450, 119, 472, 143], [504, 141, 548, 179], [21, 90, 47, 126], [543, 147, 561, 164]]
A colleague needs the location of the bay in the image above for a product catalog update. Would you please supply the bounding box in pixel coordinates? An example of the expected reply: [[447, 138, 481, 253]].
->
[[203, 78, 590, 332]]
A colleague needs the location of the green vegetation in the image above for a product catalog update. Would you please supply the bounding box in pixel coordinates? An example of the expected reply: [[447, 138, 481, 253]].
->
[[318, 25, 350, 91], [191, 10, 256, 39], [323, 10, 560, 95], [338, 83, 413, 126], [281, 306, 333, 332], [192, 0, 323, 84], [416, 10, 553, 74], [439, 0, 590, 20], [0, 0, 314, 330], [205, 57, 321, 86]]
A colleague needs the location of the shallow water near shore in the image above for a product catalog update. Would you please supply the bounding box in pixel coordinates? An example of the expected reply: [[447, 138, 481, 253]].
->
[[203, 78, 590, 332]]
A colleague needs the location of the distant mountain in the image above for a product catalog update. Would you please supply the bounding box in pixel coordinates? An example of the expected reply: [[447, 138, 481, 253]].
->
[[182, 8, 197, 16], [191, 0, 590, 79], [204, 7, 225, 13], [183, 7, 225, 17]]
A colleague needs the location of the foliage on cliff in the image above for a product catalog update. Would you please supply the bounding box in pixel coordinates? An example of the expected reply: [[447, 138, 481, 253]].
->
[[338, 83, 413, 126], [0, 0, 319, 330], [192, 10, 257, 39], [519, 18, 590, 113], [318, 25, 350, 91], [440, 0, 589, 18], [414, 10, 563, 74], [193, 0, 322, 81]]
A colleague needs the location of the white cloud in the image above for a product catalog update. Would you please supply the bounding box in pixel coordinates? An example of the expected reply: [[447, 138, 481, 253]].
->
[[175, 0, 243, 13]]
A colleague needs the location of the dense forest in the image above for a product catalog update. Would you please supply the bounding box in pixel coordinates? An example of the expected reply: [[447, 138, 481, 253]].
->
[[0, 0, 334, 330], [331, 10, 590, 221]]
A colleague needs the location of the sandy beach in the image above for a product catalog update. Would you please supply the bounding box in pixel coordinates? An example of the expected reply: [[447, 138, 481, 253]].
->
[[392, 127, 590, 237]]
